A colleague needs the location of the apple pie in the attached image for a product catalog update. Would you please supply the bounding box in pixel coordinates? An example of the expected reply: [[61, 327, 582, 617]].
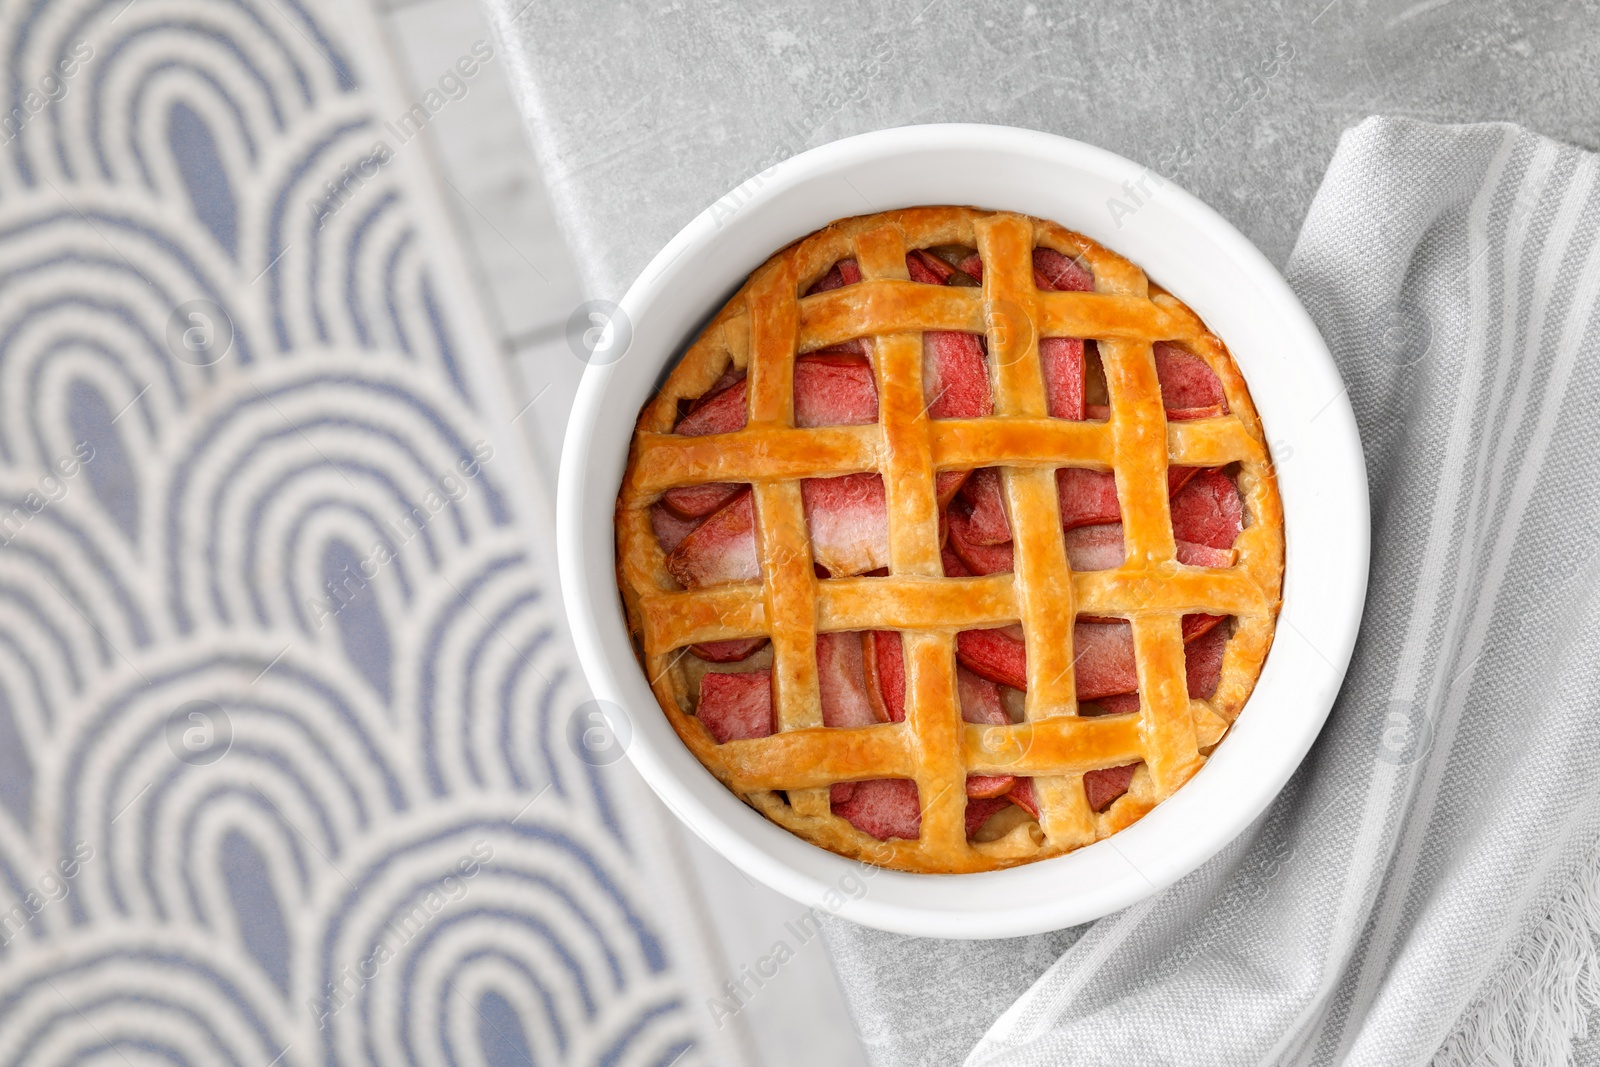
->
[[614, 206, 1284, 873]]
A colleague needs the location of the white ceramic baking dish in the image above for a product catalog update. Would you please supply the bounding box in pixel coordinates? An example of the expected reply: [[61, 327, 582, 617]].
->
[[556, 123, 1367, 939]]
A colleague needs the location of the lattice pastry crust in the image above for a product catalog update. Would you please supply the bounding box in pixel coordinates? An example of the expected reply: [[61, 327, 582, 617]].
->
[[615, 206, 1284, 874]]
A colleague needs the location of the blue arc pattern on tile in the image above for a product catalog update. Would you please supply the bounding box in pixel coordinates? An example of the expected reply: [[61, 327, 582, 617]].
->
[[0, 1, 702, 1064]]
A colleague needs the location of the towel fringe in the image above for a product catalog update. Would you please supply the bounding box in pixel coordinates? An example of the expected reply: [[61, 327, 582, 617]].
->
[[1434, 848, 1600, 1067]]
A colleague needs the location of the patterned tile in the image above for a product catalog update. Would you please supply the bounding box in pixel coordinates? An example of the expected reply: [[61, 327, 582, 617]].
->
[[0, 0, 721, 1062]]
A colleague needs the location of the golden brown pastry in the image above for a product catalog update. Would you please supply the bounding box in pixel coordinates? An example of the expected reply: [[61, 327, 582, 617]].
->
[[615, 207, 1283, 874]]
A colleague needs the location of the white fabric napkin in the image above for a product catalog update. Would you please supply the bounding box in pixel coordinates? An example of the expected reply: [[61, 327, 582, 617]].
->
[[821, 116, 1600, 1067]]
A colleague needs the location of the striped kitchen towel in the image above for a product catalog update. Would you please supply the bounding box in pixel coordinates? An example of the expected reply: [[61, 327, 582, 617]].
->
[[825, 117, 1600, 1066]]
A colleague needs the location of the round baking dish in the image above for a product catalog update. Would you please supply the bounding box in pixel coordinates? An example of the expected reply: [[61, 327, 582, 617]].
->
[[556, 124, 1367, 939]]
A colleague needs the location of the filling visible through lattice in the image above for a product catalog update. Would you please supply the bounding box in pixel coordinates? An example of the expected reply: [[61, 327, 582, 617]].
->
[[649, 243, 1248, 841]]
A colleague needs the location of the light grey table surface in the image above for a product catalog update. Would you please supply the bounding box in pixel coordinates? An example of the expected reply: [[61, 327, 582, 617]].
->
[[487, 0, 1598, 301], [481, 0, 1600, 1061]]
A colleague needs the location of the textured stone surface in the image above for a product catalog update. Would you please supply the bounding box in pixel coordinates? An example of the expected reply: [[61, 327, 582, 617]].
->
[[816, 915, 1085, 1065], [484, 0, 1598, 299]]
